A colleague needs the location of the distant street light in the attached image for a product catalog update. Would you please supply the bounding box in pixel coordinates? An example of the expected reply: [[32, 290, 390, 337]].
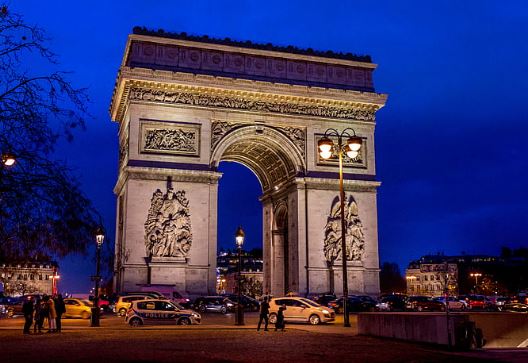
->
[[235, 226, 245, 326], [470, 272, 482, 291], [1, 152, 16, 167], [91, 227, 104, 327], [318, 128, 362, 328]]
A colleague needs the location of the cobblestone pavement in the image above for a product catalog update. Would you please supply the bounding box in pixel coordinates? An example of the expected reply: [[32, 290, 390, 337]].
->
[[0, 314, 526, 363]]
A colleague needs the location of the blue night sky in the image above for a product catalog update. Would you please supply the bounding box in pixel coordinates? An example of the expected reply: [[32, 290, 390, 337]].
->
[[10, 1, 528, 293]]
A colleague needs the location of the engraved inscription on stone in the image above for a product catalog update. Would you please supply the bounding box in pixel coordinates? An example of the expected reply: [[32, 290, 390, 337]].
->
[[140, 120, 200, 156], [323, 195, 365, 263], [144, 186, 193, 258]]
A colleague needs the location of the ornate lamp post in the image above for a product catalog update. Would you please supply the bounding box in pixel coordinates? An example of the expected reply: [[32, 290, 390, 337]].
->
[[91, 227, 104, 327], [318, 128, 362, 328], [235, 226, 245, 326]]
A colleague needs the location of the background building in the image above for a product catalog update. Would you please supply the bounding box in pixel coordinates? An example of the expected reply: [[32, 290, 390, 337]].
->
[[406, 250, 528, 297], [217, 249, 263, 297], [0, 261, 59, 296]]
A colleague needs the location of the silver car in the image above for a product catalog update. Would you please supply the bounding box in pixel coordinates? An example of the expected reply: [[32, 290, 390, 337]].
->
[[125, 299, 201, 326]]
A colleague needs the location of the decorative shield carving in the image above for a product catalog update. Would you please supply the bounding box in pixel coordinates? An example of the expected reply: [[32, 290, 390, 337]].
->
[[323, 195, 365, 263], [144, 186, 192, 258]]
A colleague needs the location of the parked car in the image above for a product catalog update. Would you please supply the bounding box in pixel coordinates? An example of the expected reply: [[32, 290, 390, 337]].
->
[[502, 303, 528, 313], [328, 296, 376, 313], [376, 294, 407, 311], [222, 294, 260, 311], [114, 295, 156, 317], [125, 299, 201, 326], [459, 295, 493, 310], [406, 296, 445, 312], [63, 298, 93, 319], [432, 296, 467, 310], [268, 297, 335, 325], [310, 293, 337, 307], [5, 295, 41, 317], [89, 295, 111, 311], [193, 296, 235, 314]]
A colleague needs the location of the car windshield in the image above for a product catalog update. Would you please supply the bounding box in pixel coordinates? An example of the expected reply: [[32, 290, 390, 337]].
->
[[299, 298, 319, 307], [172, 302, 184, 310], [81, 300, 92, 306]]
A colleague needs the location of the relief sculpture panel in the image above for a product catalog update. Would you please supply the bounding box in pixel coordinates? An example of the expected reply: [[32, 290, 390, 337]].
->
[[140, 120, 200, 156], [323, 195, 365, 264], [144, 186, 193, 258]]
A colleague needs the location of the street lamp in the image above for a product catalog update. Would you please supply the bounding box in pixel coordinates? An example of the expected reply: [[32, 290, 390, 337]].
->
[[1, 152, 16, 167], [318, 128, 362, 328], [91, 227, 104, 327], [235, 226, 245, 326], [470, 272, 482, 292]]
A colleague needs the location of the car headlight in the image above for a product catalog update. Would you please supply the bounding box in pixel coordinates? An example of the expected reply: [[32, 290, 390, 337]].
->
[[192, 313, 200, 318], [321, 309, 330, 314], [226, 302, 234, 307]]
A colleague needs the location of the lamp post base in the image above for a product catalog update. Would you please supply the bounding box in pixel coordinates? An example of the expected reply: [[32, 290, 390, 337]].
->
[[90, 307, 100, 327], [235, 305, 245, 326]]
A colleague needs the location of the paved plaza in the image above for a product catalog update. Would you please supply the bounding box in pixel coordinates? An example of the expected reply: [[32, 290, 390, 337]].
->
[[1, 313, 527, 363]]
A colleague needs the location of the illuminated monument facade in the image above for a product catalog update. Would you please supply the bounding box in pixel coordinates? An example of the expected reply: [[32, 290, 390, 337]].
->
[[110, 28, 387, 296]]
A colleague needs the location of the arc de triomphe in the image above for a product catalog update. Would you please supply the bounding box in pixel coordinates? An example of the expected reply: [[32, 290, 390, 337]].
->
[[110, 29, 387, 297]]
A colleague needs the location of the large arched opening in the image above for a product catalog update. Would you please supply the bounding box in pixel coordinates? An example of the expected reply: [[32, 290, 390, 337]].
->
[[211, 124, 305, 296]]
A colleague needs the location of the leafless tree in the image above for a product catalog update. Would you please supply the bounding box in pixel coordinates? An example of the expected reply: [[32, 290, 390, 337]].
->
[[0, 5, 99, 261]]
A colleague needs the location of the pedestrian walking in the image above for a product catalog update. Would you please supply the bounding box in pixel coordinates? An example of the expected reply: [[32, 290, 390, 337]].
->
[[22, 296, 34, 334], [33, 296, 42, 334], [257, 297, 270, 331], [275, 304, 286, 332], [54, 294, 66, 333]]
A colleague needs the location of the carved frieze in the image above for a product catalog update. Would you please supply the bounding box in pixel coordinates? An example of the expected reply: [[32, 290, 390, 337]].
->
[[323, 195, 365, 263], [211, 121, 306, 158], [129, 87, 376, 121], [140, 120, 200, 156], [144, 185, 193, 258]]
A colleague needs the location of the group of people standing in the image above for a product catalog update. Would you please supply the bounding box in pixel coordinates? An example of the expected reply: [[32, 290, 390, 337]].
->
[[256, 297, 286, 332], [22, 294, 66, 334]]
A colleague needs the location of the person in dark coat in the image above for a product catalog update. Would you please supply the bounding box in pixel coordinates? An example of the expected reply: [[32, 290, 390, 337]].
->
[[275, 304, 286, 332], [257, 298, 270, 331], [33, 296, 42, 333], [54, 294, 66, 333], [22, 296, 34, 334], [40, 295, 50, 332]]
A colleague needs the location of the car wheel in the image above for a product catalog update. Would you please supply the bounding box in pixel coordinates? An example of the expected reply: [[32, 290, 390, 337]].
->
[[7, 309, 14, 318], [178, 317, 191, 325], [119, 308, 127, 317], [337, 307, 343, 314], [198, 304, 206, 313], [220, 306, 227, 314], [81, 311, 90, 320], [309, 314, 321, 325], [269, 313, 277, 324], [129, 317, 142, 327]]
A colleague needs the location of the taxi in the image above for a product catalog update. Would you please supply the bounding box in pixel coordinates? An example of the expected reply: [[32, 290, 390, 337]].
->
[[125, 299, 201, 326], [63, 298, 93, 319]]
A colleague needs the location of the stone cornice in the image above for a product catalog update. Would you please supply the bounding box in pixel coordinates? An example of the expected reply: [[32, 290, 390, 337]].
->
[[110, 69, 387, 123], [296, 177, 381, 192]]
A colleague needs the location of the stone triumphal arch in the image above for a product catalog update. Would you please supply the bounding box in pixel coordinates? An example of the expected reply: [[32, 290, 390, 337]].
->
[[110, 28, 387, 297]]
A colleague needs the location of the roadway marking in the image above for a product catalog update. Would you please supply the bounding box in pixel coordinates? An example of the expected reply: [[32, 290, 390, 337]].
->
[[517, 337, 528, 348]]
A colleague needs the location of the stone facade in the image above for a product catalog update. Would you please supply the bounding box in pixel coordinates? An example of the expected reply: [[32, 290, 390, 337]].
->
[[110, 31, 387, 298], [0, 262, 59, 296]]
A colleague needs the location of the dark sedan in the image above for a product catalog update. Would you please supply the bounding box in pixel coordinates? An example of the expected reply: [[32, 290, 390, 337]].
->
[[406, 296, 445, 312], [222, 294, 260, 311], [193, 296, 235, 314], [328, 296, 376, 313]]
